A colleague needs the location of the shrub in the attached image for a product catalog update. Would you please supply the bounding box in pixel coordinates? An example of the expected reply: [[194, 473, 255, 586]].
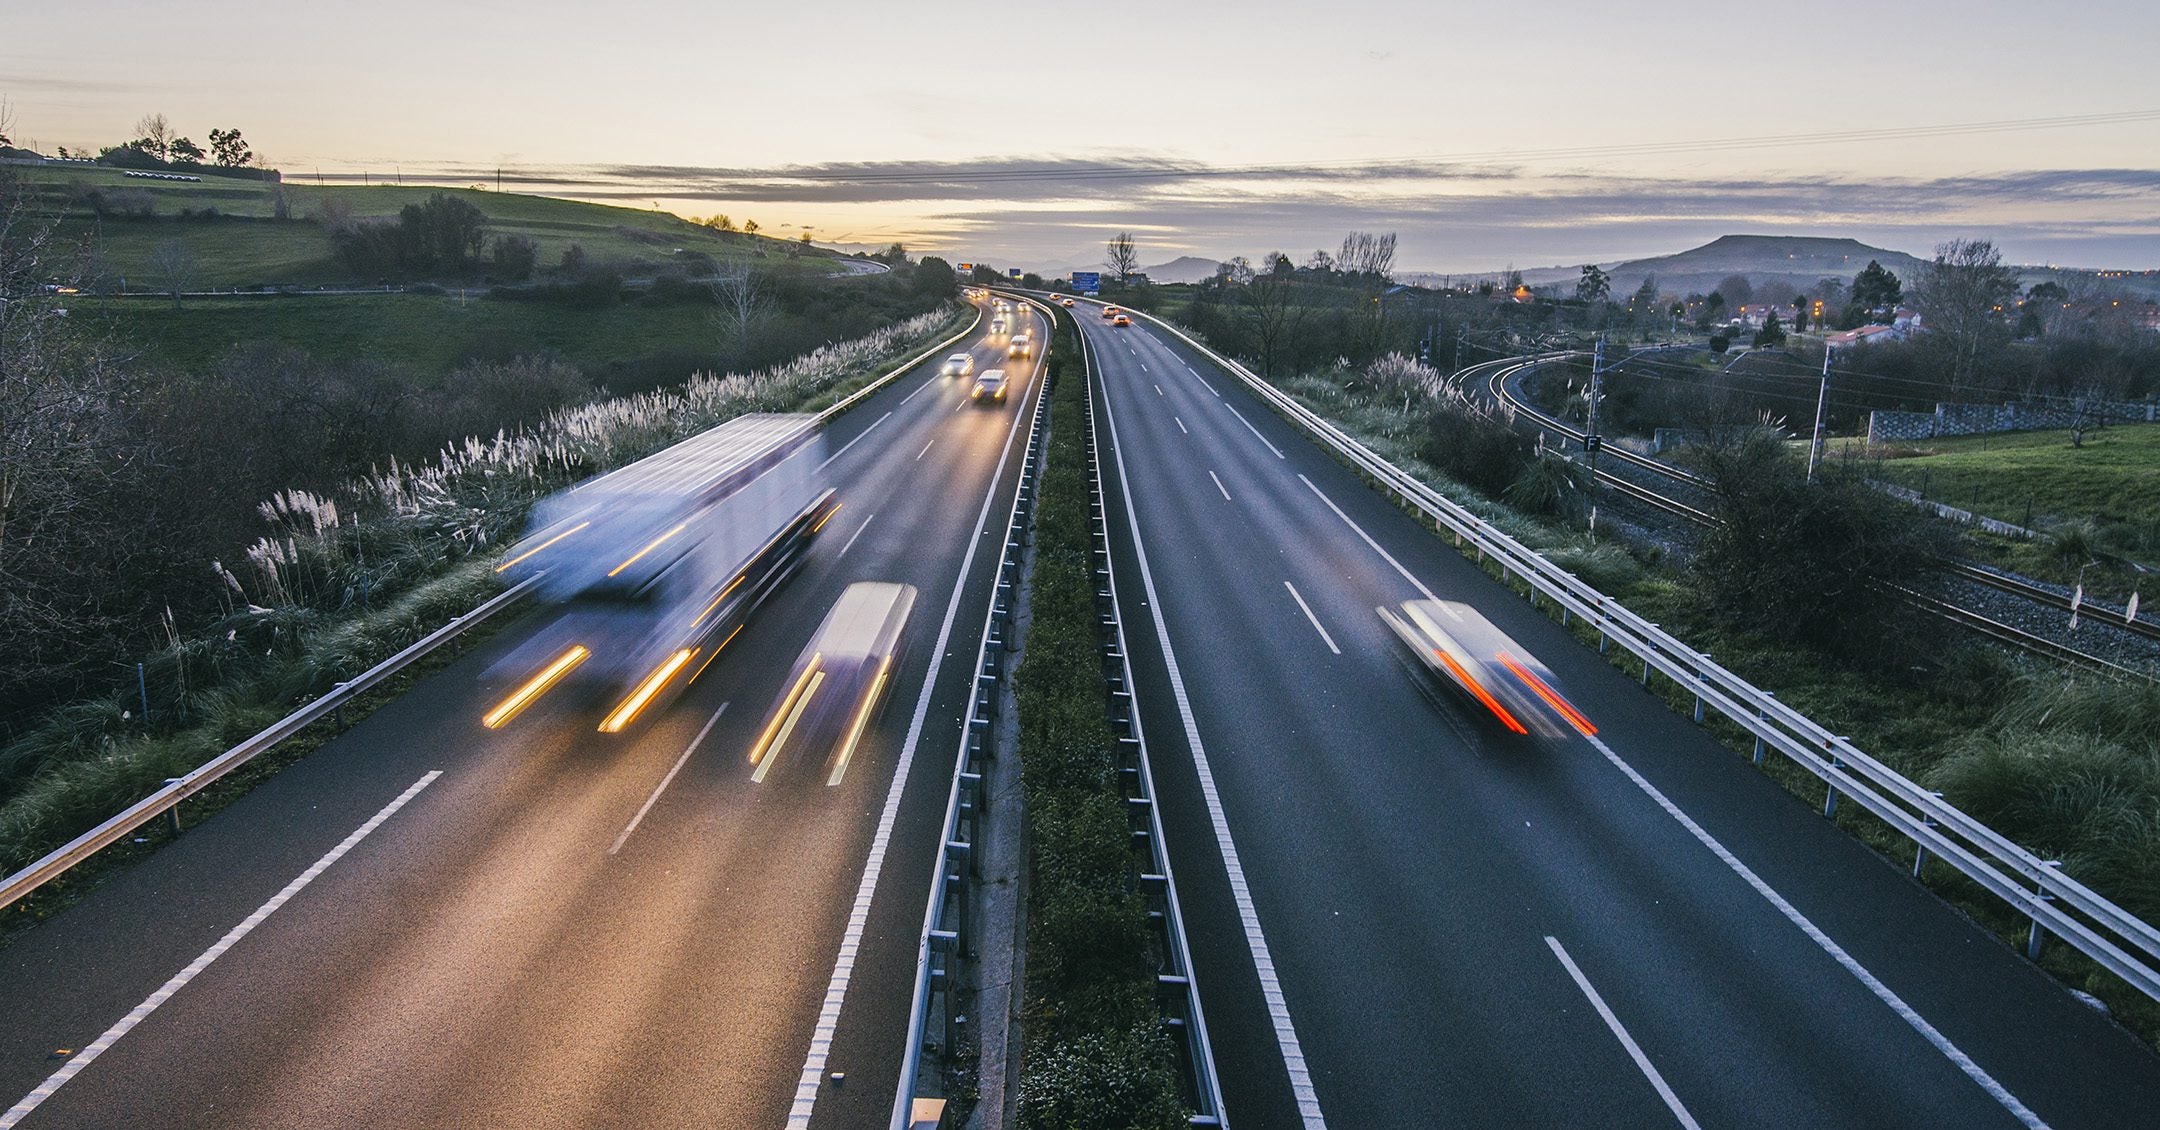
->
[[1017, 1025, 1187, 1130]]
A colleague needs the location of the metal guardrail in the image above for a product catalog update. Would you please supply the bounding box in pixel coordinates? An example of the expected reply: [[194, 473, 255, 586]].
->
[[1073, 315, 1225, 1125], [1127, 306, 2160, 1004], [0, 304, 985, 914], [0, 578, 538, 912], [894, 302, 1051, 1126]]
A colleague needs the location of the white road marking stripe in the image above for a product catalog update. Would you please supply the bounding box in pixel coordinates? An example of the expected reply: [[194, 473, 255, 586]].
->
[[1175, 417, 1189, 435], [791, 361, 1044, 1130], [1155, 383, 1164, 396], [1187, 364, 1221, 397], [1546, 936, 1701, 1129], [1100, 370, 1326, 1128], [1583, 734, 2048, 1129], [818, 412, 893, 471], [1283, 582, 1341, 655], [1209, 471, 1232, 501], [1300, 475, 1438, 602], [611, 703, 728, 855], [917, 439, 935, 461], [838, 512, 876, 559], [1224, 403, 1284, 459], [898, 375, 939, 406], [0, 771, 443, 1130]]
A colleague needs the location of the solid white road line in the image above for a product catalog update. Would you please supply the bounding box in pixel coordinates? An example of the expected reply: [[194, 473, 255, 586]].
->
[[0, 771, 443, 1129], [818, 412, 893, 471], [1283, 582, 1341, 655], [898, 374, 939, 406], [1187, 364, 1221, 398], [917, 439, 935, 461], [1299, 458, 2044, 1125], [1176, 417, 1189, 435], [1545, 936, 1702, 1130], [1581, 733, 2048, 1130], [1099, 370, 1327, 1128], [1209, 471, 1233, 501], [1224, 403, 1285, 459], [611, 703, 728, 855], [1299, 475, 1438, 602], [838, 512, 876, 559], [790, 363, 1043, 1130]]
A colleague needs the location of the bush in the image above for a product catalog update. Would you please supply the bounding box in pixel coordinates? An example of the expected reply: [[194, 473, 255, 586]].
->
[[1017, 1025, 1187, 1130]]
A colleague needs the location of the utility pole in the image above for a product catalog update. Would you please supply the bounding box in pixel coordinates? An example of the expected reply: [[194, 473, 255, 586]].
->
[[1454, 327, 1465, 375], [1807, 346, 1833, 483], [1585, 336, 1606, 486]]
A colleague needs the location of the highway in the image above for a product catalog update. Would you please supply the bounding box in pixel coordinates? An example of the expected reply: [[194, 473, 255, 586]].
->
[[1075, 302, 2160, 1128], [0, 297, 1042, 1129]]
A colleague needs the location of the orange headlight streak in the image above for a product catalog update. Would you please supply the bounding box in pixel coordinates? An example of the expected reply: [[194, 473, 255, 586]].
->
[[813, 502, 842, 532], [1498, 654, 1599, 737], [751, 655, 823, 769], [690, 623, 746, 684], [598, 648, 695, 733], [495, 520, 590, 573], [483, 645, 588, 728], [1433, 649, 1528, 734], [828, 657, 891, 787], [607, 521, 690, 578]]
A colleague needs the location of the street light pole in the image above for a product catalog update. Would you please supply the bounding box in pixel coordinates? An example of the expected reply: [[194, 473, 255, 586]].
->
[[1807, 345, 1833, 483], [1586, 336, 1606, 484]]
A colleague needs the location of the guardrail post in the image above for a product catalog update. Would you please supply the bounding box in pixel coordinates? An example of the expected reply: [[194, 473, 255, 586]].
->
[[2028, 861, 2063, 960], [164, 779, 183, 834], [1692, 655, 1710, 723], [1914, 793, 1943, 876], [1823, 753, 1845, 818], [1752, 701, 1769, 764]]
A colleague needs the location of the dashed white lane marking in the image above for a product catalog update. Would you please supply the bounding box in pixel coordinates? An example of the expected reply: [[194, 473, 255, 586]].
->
[[1, 771, 443, 1129], [917, 439, 935, 461], [837, 512, 876, 559], [1099, 369, 1326, 1128], [1224, 403, 1284, 459], [1155, 383, 1164, 397], [1300, 475, 1438, 602], [1209, 471, 1233, 501], [1283, 582, 1341, 655], [1546, 935, 1702, 1129], [612, 703, 729, 855], [818, 411, 892, 471], [1582, 733, 2048, 1130], [1175, 417, 1189, 435], [789, 359, 1045, 1129]]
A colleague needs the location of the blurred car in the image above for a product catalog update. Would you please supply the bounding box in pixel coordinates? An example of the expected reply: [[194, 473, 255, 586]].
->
[[989, 318, 1008, 335], [749, 581, 917, 785], [1378, 599, 1597, 740], [1101, 305, 1121, 319], [1007, 334, 1032, 358], [1059, 297, 1075, 307], [941, 353, 976, 377], [971, 369, 1010, 402], [1111, 313, 1132, 327]]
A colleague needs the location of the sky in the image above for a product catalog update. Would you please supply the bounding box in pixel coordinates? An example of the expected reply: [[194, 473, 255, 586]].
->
[[9, 0, 2160, 273]]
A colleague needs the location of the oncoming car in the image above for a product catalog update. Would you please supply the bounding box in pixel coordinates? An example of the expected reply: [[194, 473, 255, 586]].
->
[[941, 353, 976, 377], [749, 582, 917, 785], [1379, 599, 1597, 740], [989, 317, 1008, 336], [1111, 313, 1132, 327], [1007, 333, 1032, 358], [971, 369, 1010, 402]]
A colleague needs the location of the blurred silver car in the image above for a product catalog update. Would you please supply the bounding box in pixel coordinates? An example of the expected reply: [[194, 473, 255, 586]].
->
[[1379, 599, 1597, 739]]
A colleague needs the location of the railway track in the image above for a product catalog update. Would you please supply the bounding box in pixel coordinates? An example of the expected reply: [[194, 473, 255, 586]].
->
[[1464, 353, 2159, 680]]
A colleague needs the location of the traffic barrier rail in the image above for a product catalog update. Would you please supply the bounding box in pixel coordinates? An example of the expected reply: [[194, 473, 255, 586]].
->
[[1121, 303, 2160, 1005]]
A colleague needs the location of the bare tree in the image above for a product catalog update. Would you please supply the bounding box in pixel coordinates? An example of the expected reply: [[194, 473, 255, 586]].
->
[[1244, 273, 1307, 378], [1337, 231, 1397, 281], [133, 112, 174, 160], [709, 264, 770, 347], [1105, 231, 1139, 282], [1916, 237, 2019, 395], [148, 239, 199, 308]]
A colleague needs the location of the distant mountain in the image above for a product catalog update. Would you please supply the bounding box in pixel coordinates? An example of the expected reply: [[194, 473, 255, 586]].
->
[[1495, 235, 1928, 296], [1139, 255, 1225, 284]]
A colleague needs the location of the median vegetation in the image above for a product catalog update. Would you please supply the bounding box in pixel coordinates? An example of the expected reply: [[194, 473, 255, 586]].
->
[[1012, 305, 1187, 1128], [0, 304, 968, 914]]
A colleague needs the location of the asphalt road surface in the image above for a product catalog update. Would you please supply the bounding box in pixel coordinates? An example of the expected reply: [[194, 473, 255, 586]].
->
[[1076, 300, 2160, 1129], [0, 297, 1041, 1129]]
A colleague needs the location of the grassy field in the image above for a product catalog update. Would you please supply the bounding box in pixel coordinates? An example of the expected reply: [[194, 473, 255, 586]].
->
[[69, 293, 733, 383], [18, 163, 837, 289]]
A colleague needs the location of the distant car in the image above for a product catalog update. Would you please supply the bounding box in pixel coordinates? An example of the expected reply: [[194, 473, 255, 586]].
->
[[989, 318, 1007, 335], [941, 353, 976, 377], [1378, 599, 1597, 740], [971, 369, 1010, 402], [1007, 334, 1032, 358], [1111, 314, 1132, 327], [1101, 305, 1121, 319], [749, 582, 917, 785], [1059, 297, 1075, 307], [1049, 293, 1066, 301]]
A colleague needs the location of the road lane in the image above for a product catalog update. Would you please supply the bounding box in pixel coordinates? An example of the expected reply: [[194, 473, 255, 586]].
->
[[1080, 306, 2160, 1128], [0, 297, 1041, 1129]]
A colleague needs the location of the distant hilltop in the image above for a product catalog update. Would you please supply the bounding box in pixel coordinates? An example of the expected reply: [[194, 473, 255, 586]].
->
[[1505, 235, 1928, 295]]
